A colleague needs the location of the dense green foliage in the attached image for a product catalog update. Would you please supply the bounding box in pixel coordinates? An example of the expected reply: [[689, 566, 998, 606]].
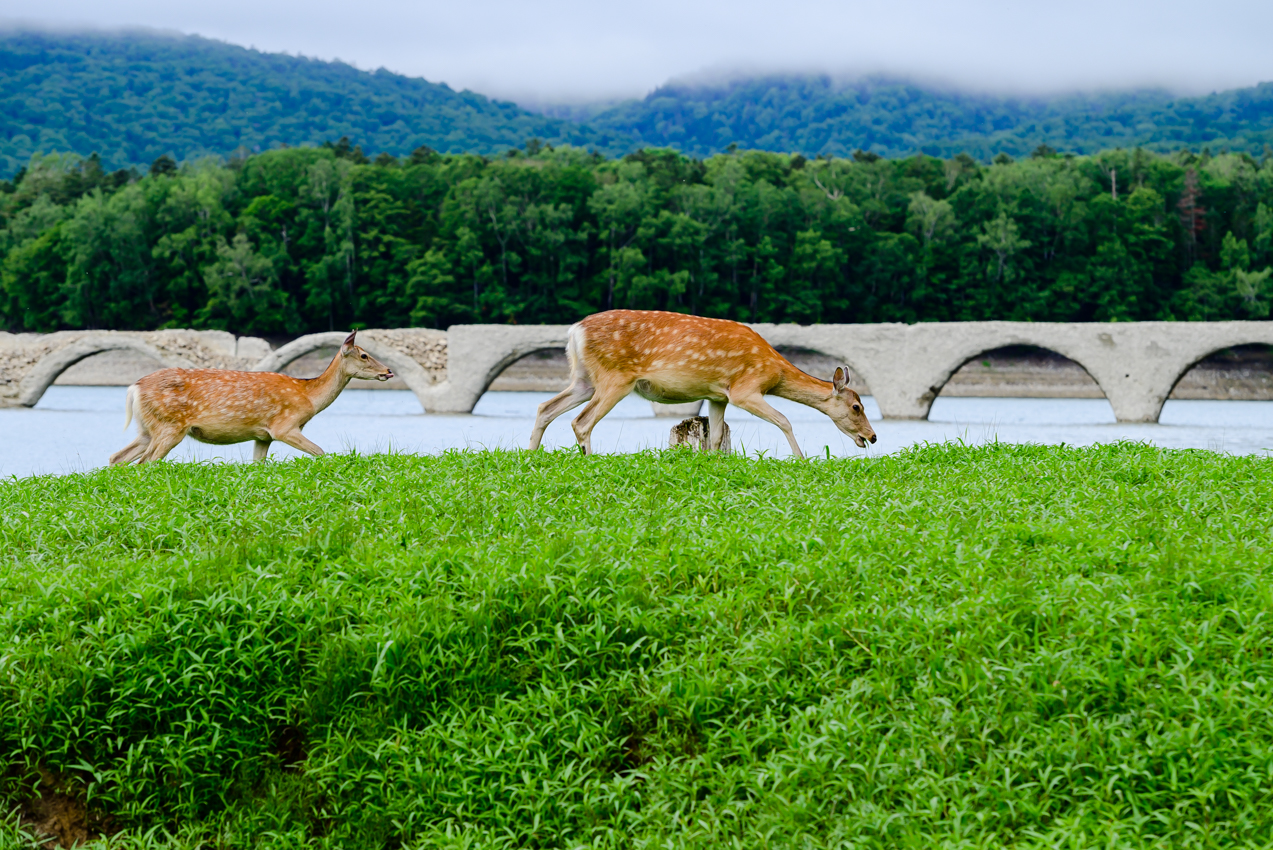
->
[[1, 444, 1272, 847], [583, 74, 1273, 160], [2, 143, 1272, 334], [5, 31, 1273, 178], [0, 29, 627, 177]]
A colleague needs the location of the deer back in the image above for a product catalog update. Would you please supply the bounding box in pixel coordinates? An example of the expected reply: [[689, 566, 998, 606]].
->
[[578, 310, 785, 387], [134, 368, 316, 431]]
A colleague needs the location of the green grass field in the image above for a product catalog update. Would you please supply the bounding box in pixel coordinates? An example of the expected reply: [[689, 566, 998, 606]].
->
[[1, 444, 1271, 849]]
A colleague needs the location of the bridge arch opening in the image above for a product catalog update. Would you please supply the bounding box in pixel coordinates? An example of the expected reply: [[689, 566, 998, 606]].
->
[[51, 348, 167, 390], [473, 346, 689, 417], [486, 348, 571, 394], [931, 344, 1115, 423], [1165, 343, 1273, 402], [476, 346, 626, 418], [19, 337, 196, 408]]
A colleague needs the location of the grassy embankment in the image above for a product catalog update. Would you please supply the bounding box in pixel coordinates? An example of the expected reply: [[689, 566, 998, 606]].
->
[[1, 444, 1271, 848]]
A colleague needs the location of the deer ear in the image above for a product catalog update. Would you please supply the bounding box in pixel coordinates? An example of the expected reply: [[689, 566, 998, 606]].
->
[[833, 366, 850, 392], [342, 331, 357, 349]]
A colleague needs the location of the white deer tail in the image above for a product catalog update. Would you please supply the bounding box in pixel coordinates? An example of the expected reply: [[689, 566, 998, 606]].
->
[[565, 322, 587, 382], [123, 383, 138, 431]]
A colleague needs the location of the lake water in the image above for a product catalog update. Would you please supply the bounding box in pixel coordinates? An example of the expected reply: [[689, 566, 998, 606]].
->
[[1, 386, 1269, 478]]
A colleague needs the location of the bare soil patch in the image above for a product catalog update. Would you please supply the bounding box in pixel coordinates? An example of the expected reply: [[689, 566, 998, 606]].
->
[[16, 768, 113, 848]]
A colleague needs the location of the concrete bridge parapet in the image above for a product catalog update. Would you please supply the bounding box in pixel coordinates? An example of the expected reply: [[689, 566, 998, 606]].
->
[[253, 329, 448, 411], [2, 322, 1271, 422], [422, 325, 572, 413], [751, 321, 1273, 421], [0, 329, 271, 408], [248, 325, 570, 413]]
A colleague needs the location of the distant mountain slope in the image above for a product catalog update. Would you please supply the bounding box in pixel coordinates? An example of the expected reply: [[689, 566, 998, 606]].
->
[[4, 29, 1273, 176], [0, 28, 632, 174], [581, 74, 1273, 158]]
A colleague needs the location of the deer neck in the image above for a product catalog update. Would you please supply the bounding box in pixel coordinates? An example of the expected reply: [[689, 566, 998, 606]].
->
[[305, 352, 352, 414], [771, 362, 835, 412]]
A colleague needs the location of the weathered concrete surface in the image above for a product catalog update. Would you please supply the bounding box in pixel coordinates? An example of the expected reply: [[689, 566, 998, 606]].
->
[[6, 322, 1273, 422]]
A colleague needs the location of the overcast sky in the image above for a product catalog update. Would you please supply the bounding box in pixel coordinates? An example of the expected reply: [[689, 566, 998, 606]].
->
[[9, 0, 1273, 104]]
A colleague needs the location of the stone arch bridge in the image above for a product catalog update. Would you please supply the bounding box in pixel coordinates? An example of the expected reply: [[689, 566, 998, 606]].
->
[[3, 322, 1270, 422]]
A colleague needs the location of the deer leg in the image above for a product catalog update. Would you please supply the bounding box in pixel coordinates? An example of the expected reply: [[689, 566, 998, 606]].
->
[[706, 399, 727, 451], [570, 382, 633, 456], [136, 428, 186, 464], [110, 433, 151, 466], [272, 429, 325, 457], [729, 392, 804, 459], [529, 379, 594, 450], [253, 439, 272, 462]]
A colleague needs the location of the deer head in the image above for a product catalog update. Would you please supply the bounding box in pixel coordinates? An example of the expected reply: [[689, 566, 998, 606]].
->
[[339, 331, 395, 382], [824, 366, 876, 447]]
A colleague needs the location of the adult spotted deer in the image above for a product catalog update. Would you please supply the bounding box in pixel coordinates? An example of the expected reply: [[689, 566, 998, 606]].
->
[[528, 310, 877, 457], [110, 331, 393, 465]]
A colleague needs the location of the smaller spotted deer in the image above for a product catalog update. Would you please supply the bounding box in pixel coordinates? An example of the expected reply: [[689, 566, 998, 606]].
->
[[110, 331, 393, 465], [529, 310, 877, 457]]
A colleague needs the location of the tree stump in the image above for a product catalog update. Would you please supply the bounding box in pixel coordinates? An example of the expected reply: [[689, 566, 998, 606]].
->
[[668, 416, 730, 453]]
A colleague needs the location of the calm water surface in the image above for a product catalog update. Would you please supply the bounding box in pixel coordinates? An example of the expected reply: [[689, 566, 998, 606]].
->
[[1, 386, 1269, 477]]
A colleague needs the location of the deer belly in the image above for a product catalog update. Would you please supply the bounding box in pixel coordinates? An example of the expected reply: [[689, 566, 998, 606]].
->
[[634, 378, 717, 403], [187, 423, 270, 445]]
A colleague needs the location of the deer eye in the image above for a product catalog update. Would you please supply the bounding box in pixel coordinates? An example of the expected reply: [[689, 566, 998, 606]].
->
[[360, 354, 368, 360], [852, 404, 861, 413]]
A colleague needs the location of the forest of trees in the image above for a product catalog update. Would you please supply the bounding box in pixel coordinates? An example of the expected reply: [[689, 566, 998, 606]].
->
[[0, 29, 625, 176], [5, 30, 1273, 177], [2, 141, 1271, 335], [583, 75, 1273, 160]]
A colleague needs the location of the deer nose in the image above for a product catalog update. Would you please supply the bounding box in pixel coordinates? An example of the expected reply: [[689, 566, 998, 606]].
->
[[868, 433, 877, 444]]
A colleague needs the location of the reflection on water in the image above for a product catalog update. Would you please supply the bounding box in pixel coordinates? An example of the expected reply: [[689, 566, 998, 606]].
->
[[2, 386, 1269, 478]]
